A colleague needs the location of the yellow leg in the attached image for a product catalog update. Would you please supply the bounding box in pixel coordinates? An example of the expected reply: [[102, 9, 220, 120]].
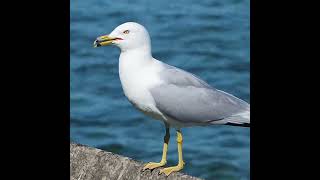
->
[[159, 129, 185, 176], [142, 127, 170, 171]]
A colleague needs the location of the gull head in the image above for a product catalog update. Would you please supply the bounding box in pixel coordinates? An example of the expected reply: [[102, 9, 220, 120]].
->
[[93, 22, 151, 52]]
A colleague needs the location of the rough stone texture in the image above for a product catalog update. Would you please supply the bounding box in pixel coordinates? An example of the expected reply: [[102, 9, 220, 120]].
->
[[70, 142, 204, 180]]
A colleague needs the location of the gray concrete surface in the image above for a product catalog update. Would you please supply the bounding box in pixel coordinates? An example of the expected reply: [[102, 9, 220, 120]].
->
[[70, 142, 204, 180]]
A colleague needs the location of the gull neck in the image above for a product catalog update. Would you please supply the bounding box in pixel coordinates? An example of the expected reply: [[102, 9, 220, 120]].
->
[[119, 45, 153, 66]]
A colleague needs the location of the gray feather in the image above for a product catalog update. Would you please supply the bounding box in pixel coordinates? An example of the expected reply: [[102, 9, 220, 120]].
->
[[159, 64, 212, 88], [150, 64, 249, 124]]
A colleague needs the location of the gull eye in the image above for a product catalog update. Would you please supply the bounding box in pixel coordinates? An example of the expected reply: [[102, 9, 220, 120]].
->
[[123, 30, 130, 34]]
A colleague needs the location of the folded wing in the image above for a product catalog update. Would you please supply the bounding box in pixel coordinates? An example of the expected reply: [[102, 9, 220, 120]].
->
[[150, 63, 250, 125]]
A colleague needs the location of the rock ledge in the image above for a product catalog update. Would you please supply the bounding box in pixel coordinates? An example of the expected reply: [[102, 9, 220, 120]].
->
[[70, 142, 203, 180]]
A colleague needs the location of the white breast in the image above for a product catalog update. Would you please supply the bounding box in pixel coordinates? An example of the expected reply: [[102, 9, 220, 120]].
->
[[118, 55, 164, 120]]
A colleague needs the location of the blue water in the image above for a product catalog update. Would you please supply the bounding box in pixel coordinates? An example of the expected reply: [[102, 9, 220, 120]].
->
[[70, 0, 250, 179]]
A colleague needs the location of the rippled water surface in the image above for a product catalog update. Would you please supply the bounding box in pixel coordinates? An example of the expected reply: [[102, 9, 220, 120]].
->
[[71, 0, 250, 179]]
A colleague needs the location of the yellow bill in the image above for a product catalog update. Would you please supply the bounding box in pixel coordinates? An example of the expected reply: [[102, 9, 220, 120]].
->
[[93, 35, 118, 47]]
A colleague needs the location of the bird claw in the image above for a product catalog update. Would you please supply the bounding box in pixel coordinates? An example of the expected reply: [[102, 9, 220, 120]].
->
[[142, 162, 165, 171], [158, 165, 183, 176]]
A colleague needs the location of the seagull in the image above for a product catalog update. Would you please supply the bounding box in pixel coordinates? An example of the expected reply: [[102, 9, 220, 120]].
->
[[93, 22, 250, 176]]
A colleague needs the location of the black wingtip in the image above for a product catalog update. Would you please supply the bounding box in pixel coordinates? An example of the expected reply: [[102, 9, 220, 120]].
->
[[225, 122, 250, 127]]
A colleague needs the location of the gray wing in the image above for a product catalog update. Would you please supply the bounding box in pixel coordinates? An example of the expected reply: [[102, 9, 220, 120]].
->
[[150, 64, 249, 124], [158, 64, 213, 89]]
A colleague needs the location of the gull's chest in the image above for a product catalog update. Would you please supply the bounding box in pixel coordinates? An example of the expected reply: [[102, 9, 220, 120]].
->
[[118, 60, 162, 115], [120, 71, 152, 103]]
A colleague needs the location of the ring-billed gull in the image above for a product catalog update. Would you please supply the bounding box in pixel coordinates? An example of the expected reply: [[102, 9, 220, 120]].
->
[[93, 22, 250, 176]]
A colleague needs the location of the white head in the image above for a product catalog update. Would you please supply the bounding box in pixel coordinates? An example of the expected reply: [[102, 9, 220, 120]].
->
[[93, 22, 151, 52]]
